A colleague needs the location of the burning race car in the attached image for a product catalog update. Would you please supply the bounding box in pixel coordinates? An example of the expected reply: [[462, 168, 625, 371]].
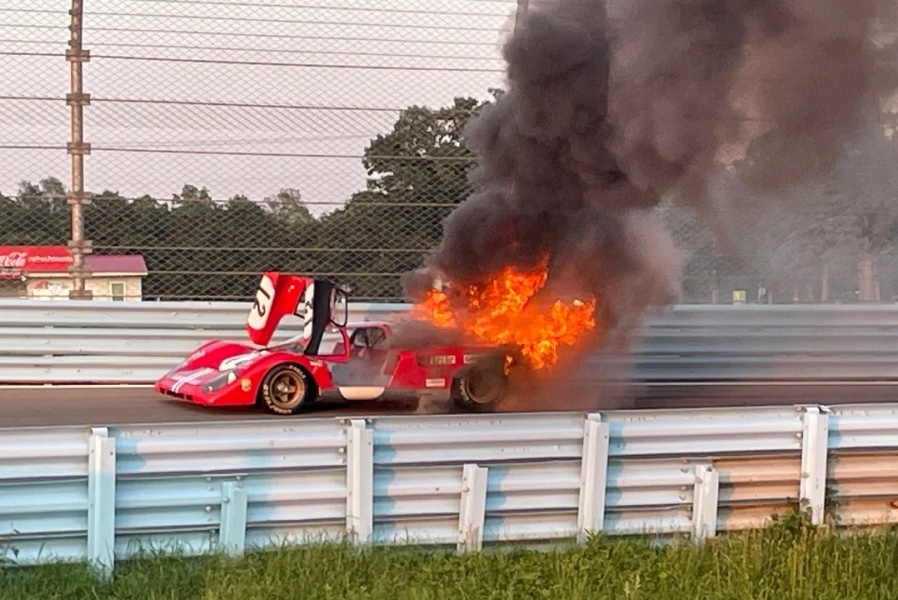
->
[[155, 272, 516, 415]]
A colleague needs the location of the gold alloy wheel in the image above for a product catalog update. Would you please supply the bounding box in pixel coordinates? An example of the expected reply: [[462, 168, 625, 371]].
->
[[269, 369, 305, 409]]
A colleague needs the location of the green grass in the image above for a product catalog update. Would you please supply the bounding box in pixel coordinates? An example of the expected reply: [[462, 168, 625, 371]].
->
[[3, 514, 898, 600]]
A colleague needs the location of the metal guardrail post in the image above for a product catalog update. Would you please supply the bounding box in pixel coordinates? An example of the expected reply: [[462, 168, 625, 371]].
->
[[346, 419, 373, 543], [799, 406, 831, 525], [219, 481, 249, 557], [67, 0, 93, 299], [457, 464, 488, 554], [577, 413, 610, 542], [87, 427, 116, 579], [691, 464, 720, 542]]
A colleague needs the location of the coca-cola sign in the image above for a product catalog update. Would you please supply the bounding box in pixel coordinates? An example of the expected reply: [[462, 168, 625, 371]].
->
[[0, 251, 27, 269], [0, 246, 74, 279]]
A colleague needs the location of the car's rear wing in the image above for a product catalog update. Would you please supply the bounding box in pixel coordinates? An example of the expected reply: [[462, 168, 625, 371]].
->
[[246, 271, 347, 353]]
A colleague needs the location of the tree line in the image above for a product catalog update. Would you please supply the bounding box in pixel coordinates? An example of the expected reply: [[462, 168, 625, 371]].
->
[[2, 94, 897, 304]]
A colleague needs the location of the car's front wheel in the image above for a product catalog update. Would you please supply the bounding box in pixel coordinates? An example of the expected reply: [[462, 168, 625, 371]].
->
[[259, 364, 315, 415]]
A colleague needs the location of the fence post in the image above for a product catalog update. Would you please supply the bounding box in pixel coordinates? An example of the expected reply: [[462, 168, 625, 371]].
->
[[800, 406, 831, 525], [219, 481, 248, 557], [87, 427, 116, 578], [346, 419, 373, 544], [457, 463, 488, 554], [67, 0, 93, 299], [691, 464, 719, 543], [577, 413, 610, 542]]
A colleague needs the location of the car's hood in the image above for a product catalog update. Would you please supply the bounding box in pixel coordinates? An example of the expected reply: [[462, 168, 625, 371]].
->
[[172, 340, 269, 373]]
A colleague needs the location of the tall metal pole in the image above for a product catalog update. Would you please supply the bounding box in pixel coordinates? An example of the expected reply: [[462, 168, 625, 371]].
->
[[515, 0, 529, 32], [67, 0, 93, 299]]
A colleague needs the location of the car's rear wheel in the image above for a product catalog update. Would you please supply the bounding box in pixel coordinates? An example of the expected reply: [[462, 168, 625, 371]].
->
[[451, 361, 508, 413], [260, 364, 314, 415]]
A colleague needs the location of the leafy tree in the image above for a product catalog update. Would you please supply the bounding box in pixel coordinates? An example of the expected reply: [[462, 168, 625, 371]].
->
[[265, 188, 312, 225], [764, 124, 898, 302], [3, 94, 896, 304], [289, 95, 493, 299]]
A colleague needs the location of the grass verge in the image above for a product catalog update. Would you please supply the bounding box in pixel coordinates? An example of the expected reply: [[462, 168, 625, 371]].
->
[[2, 514, 898, 600]]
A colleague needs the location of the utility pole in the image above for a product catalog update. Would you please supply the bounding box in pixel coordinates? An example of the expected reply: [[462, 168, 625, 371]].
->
[[515, 0, 529, 32], [67, 0, 93, 299]]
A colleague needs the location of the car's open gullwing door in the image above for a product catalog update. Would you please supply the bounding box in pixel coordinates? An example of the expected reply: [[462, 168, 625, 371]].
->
[[245, 271, 347, 355]]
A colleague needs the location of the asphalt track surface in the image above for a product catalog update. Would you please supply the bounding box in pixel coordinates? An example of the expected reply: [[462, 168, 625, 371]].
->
[[2, 382, 898, 427]]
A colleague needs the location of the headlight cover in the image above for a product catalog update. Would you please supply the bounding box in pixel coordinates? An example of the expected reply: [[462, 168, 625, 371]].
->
[[203, 370, 238, 393]]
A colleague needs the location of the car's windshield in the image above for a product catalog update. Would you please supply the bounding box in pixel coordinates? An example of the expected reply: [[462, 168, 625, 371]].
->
[[265, 326, 352, 354], [266, 333, 309, 354]]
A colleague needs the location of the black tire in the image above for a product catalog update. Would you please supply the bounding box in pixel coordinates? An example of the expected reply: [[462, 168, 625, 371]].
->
[[259, 364, 315, 415], [451, 362, 508, 413]]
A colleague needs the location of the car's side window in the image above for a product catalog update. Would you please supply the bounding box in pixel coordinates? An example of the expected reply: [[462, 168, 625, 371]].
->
[[367, 327, 387, 350], [350, 328, 368, 348]]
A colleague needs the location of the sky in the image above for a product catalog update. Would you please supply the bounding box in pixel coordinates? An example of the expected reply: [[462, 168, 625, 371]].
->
[[0, 0, 518, 215]]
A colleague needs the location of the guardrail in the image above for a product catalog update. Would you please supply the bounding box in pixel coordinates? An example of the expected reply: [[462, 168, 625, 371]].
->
[[0, 299, 407, 384], [4, 299, 898, 384], [2, 403, 896, 577]]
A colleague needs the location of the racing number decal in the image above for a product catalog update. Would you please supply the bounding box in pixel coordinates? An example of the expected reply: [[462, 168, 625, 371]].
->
[[247, 275, 276, 331]]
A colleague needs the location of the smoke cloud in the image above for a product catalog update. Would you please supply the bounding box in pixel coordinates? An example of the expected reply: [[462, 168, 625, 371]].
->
[[404, 0, 894, 351]]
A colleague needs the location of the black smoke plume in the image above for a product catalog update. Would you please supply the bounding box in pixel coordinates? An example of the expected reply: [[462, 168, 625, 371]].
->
[[404, 0, 894, 350]]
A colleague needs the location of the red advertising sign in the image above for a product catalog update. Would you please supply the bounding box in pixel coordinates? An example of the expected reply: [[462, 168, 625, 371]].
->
[[0, 246, 73, 279]]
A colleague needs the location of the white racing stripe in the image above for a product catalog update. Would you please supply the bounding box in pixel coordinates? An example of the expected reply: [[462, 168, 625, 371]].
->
[[171, 368, 215, 393]]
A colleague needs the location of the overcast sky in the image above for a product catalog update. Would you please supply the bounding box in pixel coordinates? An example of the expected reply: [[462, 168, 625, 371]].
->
[[0, 0, 517, 215]]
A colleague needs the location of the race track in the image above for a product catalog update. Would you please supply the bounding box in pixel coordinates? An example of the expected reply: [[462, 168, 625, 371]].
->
[[2, 382, 898, 427]]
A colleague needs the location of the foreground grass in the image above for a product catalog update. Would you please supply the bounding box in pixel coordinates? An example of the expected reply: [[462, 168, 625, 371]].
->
[[3, 516, 898, 600]]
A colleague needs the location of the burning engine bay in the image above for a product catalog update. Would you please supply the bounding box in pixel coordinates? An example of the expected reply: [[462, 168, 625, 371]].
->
[[399, 0, 897, 409]]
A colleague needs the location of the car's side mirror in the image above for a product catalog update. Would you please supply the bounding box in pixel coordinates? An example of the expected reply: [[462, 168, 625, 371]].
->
[[331, 288, 348, 328]]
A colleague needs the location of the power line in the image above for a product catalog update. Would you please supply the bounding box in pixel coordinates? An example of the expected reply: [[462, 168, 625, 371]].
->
[[0, 50, 504, 71], [91, 146, 477, 161], [0, 24, 67, 31], [0, 8, 69, 14], [84, 11, 510, 33], [126, 0, 512, 18], [89, 53, 505, 73], [0, 95, 795, 124], [95, 134, 379, 149], [0, 144, 66, 150], [0, 51, 59, 58], [82, 26, 501, 46], [0, 38, 502, 62], [91, 98, 411, 112], [0, 95, 467, 114]]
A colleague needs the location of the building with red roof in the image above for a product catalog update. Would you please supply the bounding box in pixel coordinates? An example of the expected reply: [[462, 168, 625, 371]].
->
[[0, 246, 148, 300]]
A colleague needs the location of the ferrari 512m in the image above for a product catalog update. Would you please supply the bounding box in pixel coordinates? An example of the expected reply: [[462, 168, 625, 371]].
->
[[155, 272, 515, 415]]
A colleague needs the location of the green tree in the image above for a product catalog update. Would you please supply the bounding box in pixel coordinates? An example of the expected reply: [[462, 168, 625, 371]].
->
[[265, 188, 312, 225], [0, 178, 68, 245], [764, 124, 898, 302], [297, 96, 492, 300]]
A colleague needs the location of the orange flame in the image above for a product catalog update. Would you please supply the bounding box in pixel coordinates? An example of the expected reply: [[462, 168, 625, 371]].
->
[[410, 259, 598, 369]]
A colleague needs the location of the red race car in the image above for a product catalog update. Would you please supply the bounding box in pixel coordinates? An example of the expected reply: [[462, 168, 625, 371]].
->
[[155, 272, 514, 415]]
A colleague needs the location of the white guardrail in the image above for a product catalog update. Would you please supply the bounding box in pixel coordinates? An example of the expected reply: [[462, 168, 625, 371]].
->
[[5, 299, 898, 384], [0, 299, 408, 384], [2, 403, 897, 577]]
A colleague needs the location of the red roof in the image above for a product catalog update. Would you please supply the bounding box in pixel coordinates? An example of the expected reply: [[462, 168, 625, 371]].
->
[[85, 254, 148, 274]]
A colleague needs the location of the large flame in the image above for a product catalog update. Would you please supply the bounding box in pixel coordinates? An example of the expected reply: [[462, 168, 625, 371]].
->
[[410, 259, 598, 369]]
